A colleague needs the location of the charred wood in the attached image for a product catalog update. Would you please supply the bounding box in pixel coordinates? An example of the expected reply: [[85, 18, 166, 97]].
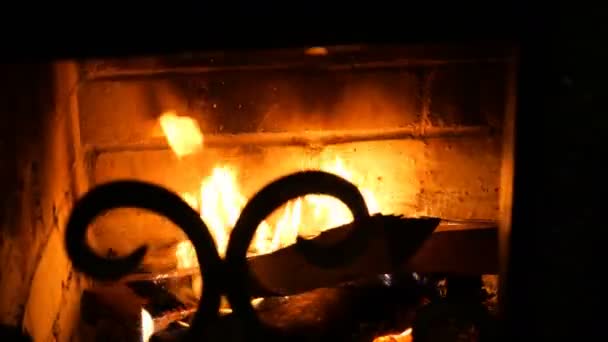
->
[[121, 216, 497, 297], [248, 216, 497, 296], [126, 280, 189, 315], [153, 307, 197, 332]]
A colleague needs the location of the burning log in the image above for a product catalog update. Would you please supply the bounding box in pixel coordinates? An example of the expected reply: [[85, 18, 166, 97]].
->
[[82, 263, 495, 340], [79, 282, 200, 341], [120, 216, 497, 297], [247, 216, 497, 296], [153, 308, 197, 332], [121, 267, 200, 283]]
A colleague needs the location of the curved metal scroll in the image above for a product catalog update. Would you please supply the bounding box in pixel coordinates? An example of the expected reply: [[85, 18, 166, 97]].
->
[[64, 171, 371, 339], [64, 181, 222, 339], [224, 171, 371, 336]]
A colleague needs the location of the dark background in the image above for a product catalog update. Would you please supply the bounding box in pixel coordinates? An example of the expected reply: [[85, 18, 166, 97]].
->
[[1, 3, 606, 341]]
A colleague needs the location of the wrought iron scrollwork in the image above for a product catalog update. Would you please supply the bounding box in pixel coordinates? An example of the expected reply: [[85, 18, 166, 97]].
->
[[64, 181, 223, 339], [64, 171, 371, 340], [224, 171, 371, 337]]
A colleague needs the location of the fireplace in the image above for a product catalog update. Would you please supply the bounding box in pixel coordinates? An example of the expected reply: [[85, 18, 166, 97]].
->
[[0, 42, 517, 341]]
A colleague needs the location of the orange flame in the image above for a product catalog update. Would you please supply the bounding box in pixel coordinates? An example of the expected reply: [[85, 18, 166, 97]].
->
[[141, 308, 154, 342], [158, 111, 203, 158], [373, 328, 413, 342], [160, 112, 381, 292]]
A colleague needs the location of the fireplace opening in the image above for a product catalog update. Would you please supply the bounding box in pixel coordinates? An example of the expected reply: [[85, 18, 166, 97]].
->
[[0, 43, 517, 341]]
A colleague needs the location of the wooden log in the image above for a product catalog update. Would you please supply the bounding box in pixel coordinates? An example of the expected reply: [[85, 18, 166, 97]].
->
[[80, 282, 205, 341], [121, 267, 199, 283], [153, 308, 197, 332], [405, 228, 497, 275], [246, 216, 497, 296], [120, 215, 434, 284], [120, 217, 497, 296]]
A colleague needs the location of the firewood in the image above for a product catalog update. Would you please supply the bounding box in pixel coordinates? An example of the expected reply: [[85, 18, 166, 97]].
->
[[80, 281, 206, 341], [120, 216, 497, 297], [126, 280, 191, 314], [153, 307, 197, 332], [247, 216, 497, 296], [120, 267, 200, 283]]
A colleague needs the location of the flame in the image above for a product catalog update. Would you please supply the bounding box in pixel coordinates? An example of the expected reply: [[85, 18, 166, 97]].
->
[[160, 112, 381, 291], [305, 46, 329, 56], [373, 328, 413, 342], [158, 111, 203, 158], [141, 308, 154, 342]]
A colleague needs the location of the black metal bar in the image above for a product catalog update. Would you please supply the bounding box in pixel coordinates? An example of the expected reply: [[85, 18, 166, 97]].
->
[[89, 126, 492, 154], [63, 170, 438, 340]]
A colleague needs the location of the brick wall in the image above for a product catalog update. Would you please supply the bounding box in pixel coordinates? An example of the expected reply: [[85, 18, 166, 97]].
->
[[0, 62, 88, 341]]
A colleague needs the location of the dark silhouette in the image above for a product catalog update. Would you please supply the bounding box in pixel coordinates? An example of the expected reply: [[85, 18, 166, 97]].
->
[[64, 171, 378, 340], [0, 324, 31, 342]]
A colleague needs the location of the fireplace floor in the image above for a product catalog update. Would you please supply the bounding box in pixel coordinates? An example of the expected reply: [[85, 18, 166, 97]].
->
[[78, 271, 498, 342]]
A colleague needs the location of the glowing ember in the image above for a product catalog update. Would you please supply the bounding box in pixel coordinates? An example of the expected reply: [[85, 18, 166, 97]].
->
[[373, 328, 413, 342], [160, 112, 381, 290], [305, 46, 329, 56], [158, 111, 203, 158], [140, 308, 154, 342]]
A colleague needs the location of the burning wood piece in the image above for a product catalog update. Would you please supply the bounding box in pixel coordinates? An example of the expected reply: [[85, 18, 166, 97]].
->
[[120, 267, 201, 283], [120, 216, 497, 297], [247, 216, 497, 296], [152, 307, 198, 332], [126, 280, 191, 314], [78, 281, 205, 341], [373, 328, 413, 342]]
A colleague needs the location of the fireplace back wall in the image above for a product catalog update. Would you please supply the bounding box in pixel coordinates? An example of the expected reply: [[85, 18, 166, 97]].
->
[[78, 45, 512, 266]]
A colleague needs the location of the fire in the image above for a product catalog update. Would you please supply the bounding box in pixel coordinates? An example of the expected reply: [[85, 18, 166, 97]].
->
[[140, 308, 154, 342], [372, 328, 413, 342], [159, 111, 380, 280], [158, 111, 204, 158]]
